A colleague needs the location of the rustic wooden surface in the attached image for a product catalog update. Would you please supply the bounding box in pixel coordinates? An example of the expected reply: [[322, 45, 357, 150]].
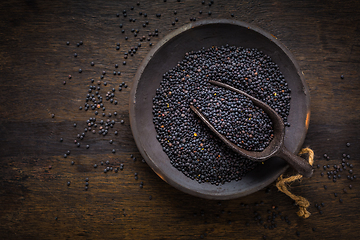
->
[[0, 0, 359, 239]]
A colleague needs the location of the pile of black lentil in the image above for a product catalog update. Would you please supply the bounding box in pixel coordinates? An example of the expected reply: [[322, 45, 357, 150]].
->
[[152, 45, 291, 185], [192, 85, 274, 151]]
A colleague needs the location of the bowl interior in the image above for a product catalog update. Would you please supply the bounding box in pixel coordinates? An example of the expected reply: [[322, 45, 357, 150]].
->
[[130, 19, 310, 200]]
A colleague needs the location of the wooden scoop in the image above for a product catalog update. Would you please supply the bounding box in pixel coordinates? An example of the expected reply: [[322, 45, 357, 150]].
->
[[190, 80, 313, 178]]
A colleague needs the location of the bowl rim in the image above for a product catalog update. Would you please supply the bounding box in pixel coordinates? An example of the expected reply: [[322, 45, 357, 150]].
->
[[129, 19, 310, 199]]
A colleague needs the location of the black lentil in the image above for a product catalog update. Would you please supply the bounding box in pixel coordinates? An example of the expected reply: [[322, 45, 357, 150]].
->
[[153, 45, 291, 184]]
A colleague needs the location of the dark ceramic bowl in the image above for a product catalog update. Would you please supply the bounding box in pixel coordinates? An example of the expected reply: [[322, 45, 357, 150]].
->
[[129, 19, 310, 200]]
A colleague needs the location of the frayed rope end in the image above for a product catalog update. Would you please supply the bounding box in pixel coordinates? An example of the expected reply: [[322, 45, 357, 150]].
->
[[276, 148, 314, 219]]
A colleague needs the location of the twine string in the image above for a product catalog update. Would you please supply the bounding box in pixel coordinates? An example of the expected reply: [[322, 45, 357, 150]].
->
[[275, 148, 314, 218]]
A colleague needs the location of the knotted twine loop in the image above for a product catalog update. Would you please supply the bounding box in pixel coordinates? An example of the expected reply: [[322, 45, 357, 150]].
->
[[275, 148, 314, 218]]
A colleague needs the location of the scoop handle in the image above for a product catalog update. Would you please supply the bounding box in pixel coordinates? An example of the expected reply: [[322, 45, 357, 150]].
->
[[276, 146, 313, 178]]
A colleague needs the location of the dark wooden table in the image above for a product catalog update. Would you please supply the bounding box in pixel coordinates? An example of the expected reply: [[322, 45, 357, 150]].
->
[[1, 0, 359, 239]]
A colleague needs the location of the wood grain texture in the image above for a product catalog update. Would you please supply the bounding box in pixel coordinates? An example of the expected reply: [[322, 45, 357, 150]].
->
[[0, 0, 359, 239]]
